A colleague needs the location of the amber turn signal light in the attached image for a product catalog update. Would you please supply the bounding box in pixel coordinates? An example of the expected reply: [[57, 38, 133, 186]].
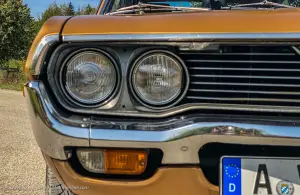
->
[[77, 149, 147, 175]]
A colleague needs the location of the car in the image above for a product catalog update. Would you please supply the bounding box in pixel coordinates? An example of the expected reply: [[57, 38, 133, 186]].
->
[[25, 0, 300, 195]]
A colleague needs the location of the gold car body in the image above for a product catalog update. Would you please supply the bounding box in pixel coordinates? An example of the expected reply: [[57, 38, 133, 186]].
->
[[25, 2, 300, 195]]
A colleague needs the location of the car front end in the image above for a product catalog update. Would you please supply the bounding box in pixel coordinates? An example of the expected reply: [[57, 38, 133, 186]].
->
[[25, 4, 300, 195]]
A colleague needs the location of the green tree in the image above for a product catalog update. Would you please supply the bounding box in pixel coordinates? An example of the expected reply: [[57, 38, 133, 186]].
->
[[35, 2, 78, 32], [84, 4, 96, 15], [37, 2, 63, 26], [0, 0, 35, 64], [65, 2, 75, 15], [76, 4, 96, 15], [61, 2, 75, 16]]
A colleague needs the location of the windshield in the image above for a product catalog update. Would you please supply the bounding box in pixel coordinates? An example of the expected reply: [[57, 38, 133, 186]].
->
[[104, 0, 300, 13]]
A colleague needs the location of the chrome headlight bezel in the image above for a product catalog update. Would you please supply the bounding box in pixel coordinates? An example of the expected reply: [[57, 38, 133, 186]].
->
[[129, 50, 189, 109], [59, 49, 121, 107]]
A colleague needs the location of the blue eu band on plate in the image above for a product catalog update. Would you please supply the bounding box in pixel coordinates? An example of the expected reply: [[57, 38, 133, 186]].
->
[[220, 157, 300, 195]]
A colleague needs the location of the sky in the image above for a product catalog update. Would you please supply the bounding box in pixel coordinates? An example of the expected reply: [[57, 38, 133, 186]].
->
[[23, 0, 100, 17]]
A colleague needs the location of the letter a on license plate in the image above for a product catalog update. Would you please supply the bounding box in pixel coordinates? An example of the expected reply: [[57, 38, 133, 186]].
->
[[220, 156, 300, 195]]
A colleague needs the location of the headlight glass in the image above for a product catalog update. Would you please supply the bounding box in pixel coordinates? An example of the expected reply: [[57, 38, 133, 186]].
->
[[132, 52, 184, 106], [64, 51, 117, 104]]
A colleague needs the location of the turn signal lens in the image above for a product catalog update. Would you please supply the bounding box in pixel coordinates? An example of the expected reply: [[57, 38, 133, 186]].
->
[[77, 149, 147, 175], [105, 150, 147, 175]]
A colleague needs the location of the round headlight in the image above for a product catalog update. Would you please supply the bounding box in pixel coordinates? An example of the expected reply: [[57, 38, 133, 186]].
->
[[63, 51, 117, 105], [131, 51, 188, 107]]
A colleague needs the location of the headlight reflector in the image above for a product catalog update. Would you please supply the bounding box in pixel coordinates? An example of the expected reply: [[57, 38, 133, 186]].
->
[[64, 51, 117, 104], [131, 52, 185, 106]]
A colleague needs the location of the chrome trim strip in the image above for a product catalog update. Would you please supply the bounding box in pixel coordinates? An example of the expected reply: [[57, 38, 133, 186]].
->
[[90, 122, 300, 142], [40, 102, 300, 118], [26, 81, 300, 163], [29, 34, 59, 76], [63, 33, 300, 42]]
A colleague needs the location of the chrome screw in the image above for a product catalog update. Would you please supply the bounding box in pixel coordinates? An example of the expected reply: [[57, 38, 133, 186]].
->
[[81, 124, 88, 128]]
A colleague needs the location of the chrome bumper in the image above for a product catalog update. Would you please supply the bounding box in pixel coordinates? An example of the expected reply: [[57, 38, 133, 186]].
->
[[26, 81, 300, 164]]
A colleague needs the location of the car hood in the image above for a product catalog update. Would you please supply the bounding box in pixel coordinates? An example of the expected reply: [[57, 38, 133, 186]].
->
[[62, 8, 300, 35]]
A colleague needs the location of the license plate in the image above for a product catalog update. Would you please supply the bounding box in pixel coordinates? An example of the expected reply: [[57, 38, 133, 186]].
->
[[220, 156, 300, 195]]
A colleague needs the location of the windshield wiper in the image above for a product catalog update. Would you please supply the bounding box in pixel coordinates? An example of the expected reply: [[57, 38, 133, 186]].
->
[[224, 0, 294, 9], [107, 2, 210, 15]]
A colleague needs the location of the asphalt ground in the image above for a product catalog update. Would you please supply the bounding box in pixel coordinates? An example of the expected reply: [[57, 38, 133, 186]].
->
[[0, 89, 45, 195]]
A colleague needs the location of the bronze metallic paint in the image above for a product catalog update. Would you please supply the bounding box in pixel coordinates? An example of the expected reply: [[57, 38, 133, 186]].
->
[[46, 156, 219, 195], [63, 9, 300, 35]]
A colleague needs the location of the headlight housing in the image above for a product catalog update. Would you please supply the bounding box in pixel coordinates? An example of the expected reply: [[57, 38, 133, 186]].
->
[[60, 50, 118, 106], [130, 50, 189, 108]]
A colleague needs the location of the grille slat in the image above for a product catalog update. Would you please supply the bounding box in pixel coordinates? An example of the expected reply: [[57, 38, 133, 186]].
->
[[185, 96, 300, 103], [190, 74, 300, 80], [189, 89, 300, 95], [190, 82, 300, 88], [189, 67, 300, 72], [187, 59, 300, 64], [180, 44, 300, 110]]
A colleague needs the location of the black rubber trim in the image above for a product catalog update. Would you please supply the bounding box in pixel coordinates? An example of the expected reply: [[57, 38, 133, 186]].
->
[[66, 147, 163, 181], [59, 16, 73, 42]]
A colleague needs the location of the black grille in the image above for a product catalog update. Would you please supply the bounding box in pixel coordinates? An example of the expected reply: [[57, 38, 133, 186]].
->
[[179, 44, 300, 107]]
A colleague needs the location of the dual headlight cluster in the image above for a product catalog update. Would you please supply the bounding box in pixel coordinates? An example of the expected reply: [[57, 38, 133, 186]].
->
[[61, 49, 188, 108]]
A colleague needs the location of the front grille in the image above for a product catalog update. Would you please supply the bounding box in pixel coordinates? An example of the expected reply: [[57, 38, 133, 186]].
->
[[179, 44, 300, 108]]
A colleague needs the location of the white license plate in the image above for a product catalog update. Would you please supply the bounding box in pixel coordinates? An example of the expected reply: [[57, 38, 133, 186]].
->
[[220, 156, 300, 195]]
